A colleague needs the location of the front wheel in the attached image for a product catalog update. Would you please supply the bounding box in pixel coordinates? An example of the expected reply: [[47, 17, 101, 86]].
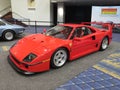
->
[[100, 37, 109, 51], [51, 48, 68, 68], [2, 31, 15, 41]]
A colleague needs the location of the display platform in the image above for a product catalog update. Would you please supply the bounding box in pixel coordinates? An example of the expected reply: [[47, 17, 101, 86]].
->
[[56, 50, 120, 90]]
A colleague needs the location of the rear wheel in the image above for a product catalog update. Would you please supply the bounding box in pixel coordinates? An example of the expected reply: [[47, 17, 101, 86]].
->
[[2, 31, 15, 41], [51, 48, 68, 68], [100, 37, 109, 51]]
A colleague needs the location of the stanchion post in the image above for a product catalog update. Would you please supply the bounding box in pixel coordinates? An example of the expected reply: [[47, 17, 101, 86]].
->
[[35, 21, 37, 33]]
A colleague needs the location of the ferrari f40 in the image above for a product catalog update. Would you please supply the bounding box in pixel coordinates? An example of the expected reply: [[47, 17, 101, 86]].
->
[[8, 22, 112, 74]]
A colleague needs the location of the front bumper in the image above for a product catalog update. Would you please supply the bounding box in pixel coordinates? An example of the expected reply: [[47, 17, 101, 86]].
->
[[8, 53, 50, 74], [16, 29, 25, 35], [18, 29, 25, 34], [8, 56, 35, 75]]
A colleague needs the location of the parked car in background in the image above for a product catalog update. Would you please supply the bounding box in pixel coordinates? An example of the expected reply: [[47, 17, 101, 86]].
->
[[0, 19, 25, 41]]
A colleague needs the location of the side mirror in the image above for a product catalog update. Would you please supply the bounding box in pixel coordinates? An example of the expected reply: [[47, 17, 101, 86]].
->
[[41, 28, 47, 34]]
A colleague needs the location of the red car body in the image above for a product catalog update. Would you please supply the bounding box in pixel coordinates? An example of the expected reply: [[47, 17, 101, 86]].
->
[[8, 22, 112, 74]]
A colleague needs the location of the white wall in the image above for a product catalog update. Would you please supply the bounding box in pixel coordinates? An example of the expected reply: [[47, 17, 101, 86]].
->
[[0, 0, 11, 17], [11, 0, 52, 26], [91, 6, 120, 23]]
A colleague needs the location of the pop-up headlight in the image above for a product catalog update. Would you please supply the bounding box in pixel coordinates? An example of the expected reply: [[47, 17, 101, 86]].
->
[[23, 53, 37, 62]]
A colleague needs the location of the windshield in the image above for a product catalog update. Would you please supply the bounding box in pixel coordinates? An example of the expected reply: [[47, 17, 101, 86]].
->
[[1, 19, 12, 25], [45, 25, 73, 39]]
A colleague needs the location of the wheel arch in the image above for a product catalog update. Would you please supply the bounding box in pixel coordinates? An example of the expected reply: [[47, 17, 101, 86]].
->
[[2, 29, 16, 35], [51, 46, 70, 61]]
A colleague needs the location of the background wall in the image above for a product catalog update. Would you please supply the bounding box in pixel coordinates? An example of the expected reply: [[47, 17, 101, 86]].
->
[[0, 0, 11, 17], [11, 0, 53, 26], [91, 6, 120, 23]]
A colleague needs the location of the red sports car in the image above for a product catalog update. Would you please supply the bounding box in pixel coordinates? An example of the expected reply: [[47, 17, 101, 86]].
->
[[8, 22, 112, 74]]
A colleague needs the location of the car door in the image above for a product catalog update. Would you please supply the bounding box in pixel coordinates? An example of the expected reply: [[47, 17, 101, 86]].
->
[[70, 26, 98, 60]]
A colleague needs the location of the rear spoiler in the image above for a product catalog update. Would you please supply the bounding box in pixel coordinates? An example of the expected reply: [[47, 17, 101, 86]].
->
[[82, 22, 120, 28], [81, 22, 113, 32], [112, 23, 120, 28], [81, 22, 104, 25]]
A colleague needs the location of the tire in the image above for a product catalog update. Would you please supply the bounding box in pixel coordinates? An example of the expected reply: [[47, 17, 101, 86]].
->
[[2, 31, 15, 41], [100, 37, 109, 51], [51, 48, 68, 68]]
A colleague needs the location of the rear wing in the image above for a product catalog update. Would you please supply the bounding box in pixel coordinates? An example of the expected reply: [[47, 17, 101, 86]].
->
[[81, 22, 113, 32], [112, 23, 120, 29]]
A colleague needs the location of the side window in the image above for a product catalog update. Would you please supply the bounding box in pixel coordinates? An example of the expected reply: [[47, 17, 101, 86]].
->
[[83, 27, 92, 35], [70, 26, 92, 39], [0, 21, 5, 26], [87, 28, 92, 34], [76, 27, 84, 37], [70, 27, 84, 39]]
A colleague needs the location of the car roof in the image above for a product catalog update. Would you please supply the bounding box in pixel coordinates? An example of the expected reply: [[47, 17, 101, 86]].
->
[[0, 19, 3, 21], [60, 23, 84, 27], [0, 19, 5, 22]]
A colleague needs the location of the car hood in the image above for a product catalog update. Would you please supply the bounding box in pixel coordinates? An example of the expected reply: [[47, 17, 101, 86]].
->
[[10, 34, 69, 62]]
